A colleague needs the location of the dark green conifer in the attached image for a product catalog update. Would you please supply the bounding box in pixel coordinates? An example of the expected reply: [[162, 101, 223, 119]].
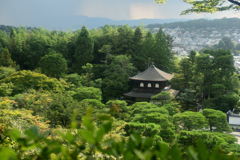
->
[[72, 26, 93, 73]]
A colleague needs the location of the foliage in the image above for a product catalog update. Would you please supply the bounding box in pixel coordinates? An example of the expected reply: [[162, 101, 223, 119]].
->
[[39, 51, 67, 78], [79, 99, 105, 110], [151, 91, 173, 105], [0, 82, 13, 96], [204, 92, 239, 113], [98, 44, 112, 64], [214, 37, 234, 50], [125, 122, 161, 137], [213, 132, 237, 144], [45, 92, 82, 127], [154, 0, 240, 15], [13, 90, 52, 115], [1, 23, 240, 159], [64, 73, 82, 88], [0, 48, 15, 67], [177, 130, 240, 156], [126, 102, 175, 143], [195, 52, 214, 99], [72, 26, 93, 73], [82, 63, 93, 87], [128, 102, 168, 117], [178, 88, 197, 110], [0, 66, 16, 80], [145, 112, 175, 143], [178, 130, 224, 150], [104, 54, 137, 77], [107, 100, 127, 109], [0, 97, 50, 147], [106, 100, 128, 119], [162, 104, 177, 116], [0, 70, 65, 95], [0, 108, 238, 160], [102, 73, 129, 102], [153, 28, 174, 72], [173, 111, 207, 131], [73, 87, 102, 101], [12, 90, 85, 128], [201, 109, 232, 133], [176, 49, 238, 112]]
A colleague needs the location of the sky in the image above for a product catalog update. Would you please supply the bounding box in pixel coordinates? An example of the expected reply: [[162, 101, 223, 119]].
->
[[1, 0, 240, 28]]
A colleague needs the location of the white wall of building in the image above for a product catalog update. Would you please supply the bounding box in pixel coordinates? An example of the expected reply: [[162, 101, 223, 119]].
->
[[229, 116, 240, 125]]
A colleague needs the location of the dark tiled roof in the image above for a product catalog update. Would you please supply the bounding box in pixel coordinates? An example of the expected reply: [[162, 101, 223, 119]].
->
[[129, 65, 174, 81]]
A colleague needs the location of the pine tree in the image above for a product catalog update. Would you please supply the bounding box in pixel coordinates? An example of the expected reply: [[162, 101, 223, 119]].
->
[[153, 27, 173, 72], [10, 27, 16, 39], [72, 26, 94, 73], [141, 31, 155, 70], [132, 27, 144, 71], [113, 25, 134, 55]]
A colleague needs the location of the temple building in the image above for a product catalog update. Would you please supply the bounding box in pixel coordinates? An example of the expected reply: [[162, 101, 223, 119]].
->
[[124, 65, 179, 102]]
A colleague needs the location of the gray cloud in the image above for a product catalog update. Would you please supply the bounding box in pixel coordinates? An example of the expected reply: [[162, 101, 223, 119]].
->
[[0, 0, 239, 28]]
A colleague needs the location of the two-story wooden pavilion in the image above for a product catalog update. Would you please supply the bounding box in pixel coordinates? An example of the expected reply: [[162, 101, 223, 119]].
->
[[124, 65, 179, 102]]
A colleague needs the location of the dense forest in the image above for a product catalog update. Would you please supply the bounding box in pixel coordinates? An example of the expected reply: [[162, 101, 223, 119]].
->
[[0, 24, 240, 159]]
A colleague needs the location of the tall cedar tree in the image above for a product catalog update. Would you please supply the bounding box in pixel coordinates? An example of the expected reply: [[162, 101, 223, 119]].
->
[[179, 58, 192, 89], [132, 27, 144, 71], [22, 27, 51, 70], [153, 27, 173, 72], [9, 27, 16, 66], [113, 25, 134, 56], [11, 27, 29, 70], [211, 49, 235, 91], [0, 30, 9, 54], [140, 31, 155, 70], [73, 26, 93, 73], [195, 53, 214, 99]]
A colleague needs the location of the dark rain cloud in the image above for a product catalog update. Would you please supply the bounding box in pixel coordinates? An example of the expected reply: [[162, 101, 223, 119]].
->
[[0, 0, 238, 28]]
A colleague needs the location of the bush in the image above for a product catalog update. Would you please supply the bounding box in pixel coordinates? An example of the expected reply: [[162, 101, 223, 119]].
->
[[73, 87, 102, 101], [0, 70, 65, 95]]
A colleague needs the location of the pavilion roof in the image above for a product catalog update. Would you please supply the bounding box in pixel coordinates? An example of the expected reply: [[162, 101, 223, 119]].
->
[[129, 65, 174, 81]]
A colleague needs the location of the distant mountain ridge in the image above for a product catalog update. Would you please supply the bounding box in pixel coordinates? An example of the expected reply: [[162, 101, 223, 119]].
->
[[70, 15, 194, 29], [0, 15, 195, 30], [2, 16, 240, 32], [147, 17, 240, 30]]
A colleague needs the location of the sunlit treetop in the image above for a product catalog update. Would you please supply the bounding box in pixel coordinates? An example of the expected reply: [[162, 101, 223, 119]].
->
[[154, 0, 240, 15]]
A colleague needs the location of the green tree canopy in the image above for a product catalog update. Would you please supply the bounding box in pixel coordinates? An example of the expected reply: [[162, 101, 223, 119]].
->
[[0, 66, 16, 80], [73, 87, 102, 101], [201, 109, 232, 133], [151, 91, 173, 105], [173, 111, 207, 131], [101, 73, 129, 102], [153, 27, 174, 72], [0, 48, 15, 67], [64, 73, 82, 88], [82, 63, 93, 87], [214, 37, 234, 50], [39, 51, 67, 78], [72, 26, 93, 73], [0, 70, 65, 95]]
